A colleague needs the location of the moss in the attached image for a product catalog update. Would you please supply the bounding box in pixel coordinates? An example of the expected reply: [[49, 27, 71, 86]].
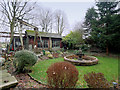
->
[[26, 30, 35, 33], [39, 32, 46, 34], [26, 30, 46, 34]]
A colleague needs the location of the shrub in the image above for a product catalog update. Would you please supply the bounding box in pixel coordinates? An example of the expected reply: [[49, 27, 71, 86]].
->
[[81, 44, 89, 51], [84, 72, 110, 88], [46, 62, 78, 88], [61, 48, 65, 52], [74, 50, 79, 55], [52, 47, 61, 52], [56, 50, 61, 54], [53, 53, 59, 58], [47, 54, 53, 59], [45, 51, 51, 55], [13, 50, 38, 73]]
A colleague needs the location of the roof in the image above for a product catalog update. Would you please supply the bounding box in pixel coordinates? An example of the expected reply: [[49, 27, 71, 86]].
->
[[26, 30, 62, 38]]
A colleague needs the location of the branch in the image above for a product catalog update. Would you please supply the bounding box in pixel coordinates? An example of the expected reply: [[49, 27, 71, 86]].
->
[[17, 2, 27, 16], [0, 0, 11, 22], [7, 1, 13, 17], [0, 18, 9, 24], [18, 6, 33, 18]]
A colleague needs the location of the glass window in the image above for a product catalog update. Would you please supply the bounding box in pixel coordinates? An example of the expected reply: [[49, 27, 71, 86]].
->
[[43, 39, 48, 48], [15, 38, 21, 48], [52, 40, 60, 47], [37, 40, 41, 48]]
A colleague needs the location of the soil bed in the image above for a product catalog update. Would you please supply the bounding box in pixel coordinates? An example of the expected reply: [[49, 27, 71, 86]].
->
[[3, 58, 48, 89]]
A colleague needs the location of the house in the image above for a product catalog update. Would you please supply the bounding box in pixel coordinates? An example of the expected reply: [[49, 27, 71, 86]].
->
[[13, 30, 63, 51]]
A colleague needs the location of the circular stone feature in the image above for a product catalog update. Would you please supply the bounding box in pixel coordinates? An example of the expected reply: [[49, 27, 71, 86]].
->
[[64, 55, 98, 66]]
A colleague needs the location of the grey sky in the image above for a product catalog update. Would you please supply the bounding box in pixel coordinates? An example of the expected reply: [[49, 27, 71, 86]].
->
[[38, 2, 95, 31]]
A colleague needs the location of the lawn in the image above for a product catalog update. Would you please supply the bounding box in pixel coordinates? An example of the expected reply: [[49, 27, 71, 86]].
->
[[29, 56, 118, 88]]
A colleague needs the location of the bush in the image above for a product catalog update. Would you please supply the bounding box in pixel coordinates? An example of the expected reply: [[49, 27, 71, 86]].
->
[[53, 53, 59, 58], [46, 62, 78, 88], [47, 54, 53, 59], [61, 48, 65, 52], [56, 50, 61, 54], [45, 51, 51, 55], [52, 47, 61, 52], [84, 72, 110, 88], [74, 50, 79, 55], [13, 50, 38, 73], [81, 44, 90, 51]]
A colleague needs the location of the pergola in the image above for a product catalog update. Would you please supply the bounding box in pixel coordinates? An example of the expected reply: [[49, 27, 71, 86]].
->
[[0, 17, 43, 50]]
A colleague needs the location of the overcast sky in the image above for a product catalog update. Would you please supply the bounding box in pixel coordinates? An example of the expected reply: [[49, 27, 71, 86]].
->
[[39, 2, 95, 28], [35, 1, 95, 35]]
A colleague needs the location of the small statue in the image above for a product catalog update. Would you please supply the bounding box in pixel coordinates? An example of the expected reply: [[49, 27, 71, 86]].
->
[[78, 49, 82, 54], [75, 48, 84, 60]]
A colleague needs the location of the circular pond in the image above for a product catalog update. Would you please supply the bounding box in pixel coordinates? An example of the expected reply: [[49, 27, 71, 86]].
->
[[64, 55, 98, 66]]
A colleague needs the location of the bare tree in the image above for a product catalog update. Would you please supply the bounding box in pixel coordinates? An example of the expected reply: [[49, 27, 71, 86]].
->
[[38, 8, 53, 32], [73, 22, 82, 30], [0, 0, 35, 52], [54, 10, 67, 35], [73, 21, 84, 34]]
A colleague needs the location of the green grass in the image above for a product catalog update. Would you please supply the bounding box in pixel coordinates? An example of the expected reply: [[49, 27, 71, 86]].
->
[[29, 56, 118, 88]]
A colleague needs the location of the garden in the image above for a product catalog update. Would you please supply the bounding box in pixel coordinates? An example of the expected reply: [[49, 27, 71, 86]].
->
[[0, 48, 119, 89], [30, 55, 118, 88], [0, 0, 120, 89]]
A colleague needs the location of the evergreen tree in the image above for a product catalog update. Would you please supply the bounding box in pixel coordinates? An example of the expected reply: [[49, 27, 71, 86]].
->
[[95, 1, 120, 54], [84, 0, 120, 54], [84, 7, 98, 37]]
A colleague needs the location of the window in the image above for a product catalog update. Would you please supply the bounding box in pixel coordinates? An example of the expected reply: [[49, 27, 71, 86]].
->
[[37, 39, 48, 48], [37, 40, 42, 48], [52, 40, 60, 47], [43, 39, 48, 48], [15, 38, 21, 48]]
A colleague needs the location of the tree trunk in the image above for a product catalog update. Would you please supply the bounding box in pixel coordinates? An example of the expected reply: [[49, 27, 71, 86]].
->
[[38, 33, 43, 49], [8, 22, 14, 53], [33, 32, 37, 49], [60, 17, 63, 36], [19, 24, 24, 50], [57, 17, 60, 34], [33, 28, 38, 49], [106, 44, 109, 55]]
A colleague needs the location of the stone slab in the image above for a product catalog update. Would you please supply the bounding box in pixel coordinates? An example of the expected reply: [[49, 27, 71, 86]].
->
[[0, 69, 18, 89]]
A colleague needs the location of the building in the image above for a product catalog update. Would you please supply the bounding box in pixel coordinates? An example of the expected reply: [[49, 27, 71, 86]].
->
[[13, 30, 62, 51]]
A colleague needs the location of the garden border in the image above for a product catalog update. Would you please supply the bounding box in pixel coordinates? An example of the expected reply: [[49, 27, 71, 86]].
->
[[27, 73, 48, 86], [64, 55, 99, 66]]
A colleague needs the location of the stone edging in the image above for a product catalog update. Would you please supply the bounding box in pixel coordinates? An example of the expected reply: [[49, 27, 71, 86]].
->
[[64, 55, 99, 66], [27, 73, 47, 86]]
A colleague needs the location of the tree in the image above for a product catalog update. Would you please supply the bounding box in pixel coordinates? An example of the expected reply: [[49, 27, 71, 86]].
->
[[62, 29, 84, 49], [38, 8, 53, 32], [108, 14, 120, 53], [83, 7, 98, 38], [73, 22, 83, 31], [95, 1, 120, 54], [84, 1, 120, 54], [0, 0, 35, 52], [54, 10, 67, 35]]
